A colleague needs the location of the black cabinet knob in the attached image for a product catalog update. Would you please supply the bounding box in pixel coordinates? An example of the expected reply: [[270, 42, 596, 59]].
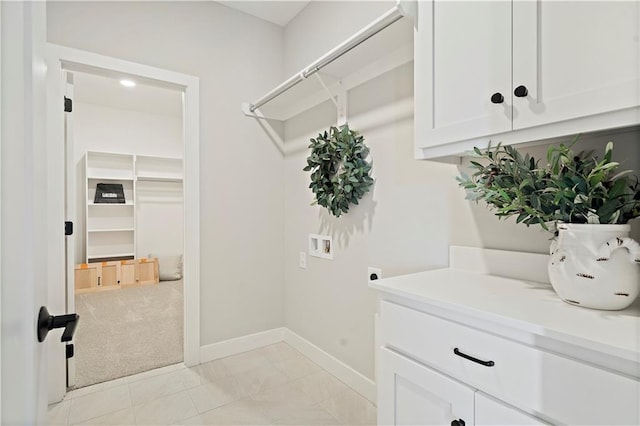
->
[[451, 420, 466, 426], [490, 92, 504, 104], [514, 85, 528, 97]]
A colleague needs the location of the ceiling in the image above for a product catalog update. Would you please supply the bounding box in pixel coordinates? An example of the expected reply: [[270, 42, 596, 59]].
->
[[73, 72, 183, 117], [217, 1, 310, 26], [72, 2, 313, 114]]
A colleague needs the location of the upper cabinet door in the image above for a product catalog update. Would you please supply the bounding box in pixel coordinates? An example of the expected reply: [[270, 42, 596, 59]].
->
[[415, 0, 512, 149], [513, 1, 640, 130]]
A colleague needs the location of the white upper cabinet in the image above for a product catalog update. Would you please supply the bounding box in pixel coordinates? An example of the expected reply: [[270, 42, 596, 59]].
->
[[513, 1, 640, 129], [415, 0, 640, 157], [415, 1, 512, 148]]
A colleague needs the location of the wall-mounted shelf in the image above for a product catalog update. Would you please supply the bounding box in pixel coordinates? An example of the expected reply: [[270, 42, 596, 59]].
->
[[242, 2, 415, 122], [135, 155, 183, 183], [87, 228, 135, 233], [88, 202, 135, 206], [136, 175, 183, 183], [86, 151, 135, 180], [84, 151, 183, 263]]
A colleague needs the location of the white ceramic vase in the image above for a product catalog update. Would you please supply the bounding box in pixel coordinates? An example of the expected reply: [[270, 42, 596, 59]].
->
[[548, 223, 640, 310]]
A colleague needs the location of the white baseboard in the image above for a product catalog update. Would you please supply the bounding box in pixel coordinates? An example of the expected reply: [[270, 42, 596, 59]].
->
[[283, 329, 377, 403], [199, 328, 286, 362], [198, 327, 377, 404]]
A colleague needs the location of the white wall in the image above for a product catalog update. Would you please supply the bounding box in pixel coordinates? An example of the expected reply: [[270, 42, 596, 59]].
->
[[283, 1, 462, 381], [48, 1, 286, 345], [284, 64, 464, 380], [283, 0, 640, 382], [73, 101, 184, 263]]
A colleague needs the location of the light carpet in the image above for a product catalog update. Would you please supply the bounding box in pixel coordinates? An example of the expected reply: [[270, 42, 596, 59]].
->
[[73, 279, 183, 388]]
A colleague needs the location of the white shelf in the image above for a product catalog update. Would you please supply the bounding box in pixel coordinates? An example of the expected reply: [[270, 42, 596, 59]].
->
[[135, 155, 183, 182], [88, 176, 135, 181], [136, 175, 183, 183], [88, 202, 135, 206], [88, 228, 135, 233], [86, 151, 135, 180], [243, 7, 414, 121], [84, 150, 183, 263], [87, 252, 135, 261]]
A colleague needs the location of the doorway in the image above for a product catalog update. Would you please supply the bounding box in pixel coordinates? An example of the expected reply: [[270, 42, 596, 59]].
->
[[46, 45, 201, 403], [68, 70, 185, 388]]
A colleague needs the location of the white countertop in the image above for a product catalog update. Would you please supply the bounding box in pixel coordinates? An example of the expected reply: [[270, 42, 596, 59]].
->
[[370, 267, 640, 364]]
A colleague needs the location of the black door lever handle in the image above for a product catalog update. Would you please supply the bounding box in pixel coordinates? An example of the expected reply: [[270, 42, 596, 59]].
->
[[37, 306, 79, 343]]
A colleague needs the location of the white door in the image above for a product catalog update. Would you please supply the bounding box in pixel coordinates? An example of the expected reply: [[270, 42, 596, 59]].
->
[[415, 0, 512, 149], [1, 1, 51, 423], [513, 1, 640, 130], [475, 392, 548, 426], [378, 347, 474, 425]]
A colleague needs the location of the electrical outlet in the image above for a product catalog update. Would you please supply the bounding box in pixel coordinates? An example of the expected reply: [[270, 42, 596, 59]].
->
[[368, 267, 382, 282], [299, 252, 307, 269]]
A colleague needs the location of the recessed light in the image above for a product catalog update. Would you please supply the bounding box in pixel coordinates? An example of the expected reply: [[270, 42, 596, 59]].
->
[[120, 79, 136, 88]]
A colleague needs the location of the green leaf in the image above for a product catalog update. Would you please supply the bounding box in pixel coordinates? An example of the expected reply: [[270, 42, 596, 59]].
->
[[608, 179, 628, 199]]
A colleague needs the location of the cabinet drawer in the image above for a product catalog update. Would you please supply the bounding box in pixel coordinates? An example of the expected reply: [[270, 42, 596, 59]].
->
[[475, 392, 547, 426], [379, 301, 640, 425]]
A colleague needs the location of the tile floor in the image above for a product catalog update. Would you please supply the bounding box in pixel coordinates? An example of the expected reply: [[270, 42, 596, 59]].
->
[[48, 343, 377, 425]]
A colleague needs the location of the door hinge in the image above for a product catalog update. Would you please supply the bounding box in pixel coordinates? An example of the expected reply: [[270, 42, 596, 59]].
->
[[66, 344, 74, 359], [65, 221, 73, 236], [64, 96, 72, 113]]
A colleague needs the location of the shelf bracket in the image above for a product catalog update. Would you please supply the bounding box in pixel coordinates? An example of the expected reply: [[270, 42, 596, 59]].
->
[[397, 0, 418, 26], [240, 103, 285, 155], [241, 102, 280, 121], [314, 74, 348, 126]]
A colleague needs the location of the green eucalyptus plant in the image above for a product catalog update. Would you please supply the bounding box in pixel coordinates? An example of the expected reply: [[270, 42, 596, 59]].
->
[[303, 124, 374, 217], [457, 138, 640, 232]]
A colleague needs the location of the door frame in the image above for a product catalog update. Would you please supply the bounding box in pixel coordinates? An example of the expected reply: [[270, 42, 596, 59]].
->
[[1, 1, 49, 422], [45, 44, 201, 403]]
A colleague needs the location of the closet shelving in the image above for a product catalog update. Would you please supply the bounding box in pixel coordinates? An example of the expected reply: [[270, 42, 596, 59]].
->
[[136, 154, 183, 182], [84, 151, 183, 263], [242, 1, 415, 122]]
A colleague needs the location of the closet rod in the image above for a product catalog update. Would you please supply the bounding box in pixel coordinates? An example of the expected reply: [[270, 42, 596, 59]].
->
[[248, 4, 405, 113]]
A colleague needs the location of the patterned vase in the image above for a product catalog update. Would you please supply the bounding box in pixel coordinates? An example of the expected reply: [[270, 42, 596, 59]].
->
[[548, 223, 640, 310]]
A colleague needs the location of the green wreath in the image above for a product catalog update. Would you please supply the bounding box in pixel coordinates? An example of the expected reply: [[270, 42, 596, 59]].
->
[[303, 124, 373, 217]]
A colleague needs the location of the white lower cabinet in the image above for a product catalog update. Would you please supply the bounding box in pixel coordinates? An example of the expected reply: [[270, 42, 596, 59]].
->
[[372, 255, 640, 425], [379, 347, 474, 425], [379, 347, 544, 425], [376, 299, 640, 425], [475, 393, 545, 426]]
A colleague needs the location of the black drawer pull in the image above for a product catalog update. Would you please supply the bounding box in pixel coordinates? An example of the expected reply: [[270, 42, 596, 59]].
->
[[453, 348, 495, 367]]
